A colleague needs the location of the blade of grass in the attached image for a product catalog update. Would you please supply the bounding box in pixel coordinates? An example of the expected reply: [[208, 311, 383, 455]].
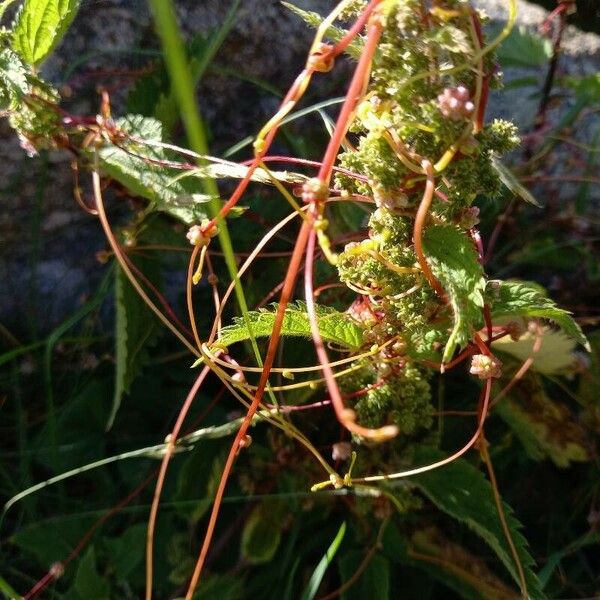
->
[[147, 0, 267, 378], [300, 521, 347, 600]]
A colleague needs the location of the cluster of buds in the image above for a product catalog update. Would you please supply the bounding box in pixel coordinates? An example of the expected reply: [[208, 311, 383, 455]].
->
[[372, 183, 408, 210], [301, 177, 329, 204], [437, 85, 475, 121], [186, 219, 218, 246], [470, 353, 502, 380]]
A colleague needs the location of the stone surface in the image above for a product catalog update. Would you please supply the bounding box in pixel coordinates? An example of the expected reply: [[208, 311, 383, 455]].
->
[[0, 0, 598, 334]]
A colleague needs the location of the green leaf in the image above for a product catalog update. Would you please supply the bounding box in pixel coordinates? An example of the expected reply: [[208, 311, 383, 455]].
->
[[104, 524, 147, 581], [111, 263, 160, 429], [487, 280, 589, 350], [282, 2, 363, 59], [98, 114, 214, 224], [0, 47, 29, 110], [496, 372, 589, 467], [563, 73, 600, 103], [214, 302, 363, 351], [11, 514, 96, 569], [491, 156, 541, 207], [578, 330, 600, 406], [410, 447, 543, 599], [12, 0, 80, 67], [98, 115, 303, 223], [241, 501, 284, 565], [422, 225, 485, 363], [72, 546, 109, 600], [191, 573, 245, 599], [407, 526, 520, 600], [301, 522, 347, 600], [338, 551, 390, 600], [0, 573, 20, 599], [493, 327, 577, 375], [496, 25, 552, 68]]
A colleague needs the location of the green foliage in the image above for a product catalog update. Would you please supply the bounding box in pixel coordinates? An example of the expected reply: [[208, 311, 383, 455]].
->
[[422, 225, 485, 362], [491, 155, 541, 207], [488, 280, 590, 350], [12, 0, 80, 67], [338, 551, 390, 600], [495, 25, 552, 68], [496, 372, 589, 467], [0, 46, 29, 110], [301, 521, 346, 600], [406, 527, 520, 600], [111, 263, 160, 429], [72, 546, 109, 600], [241, 501, 285, 565], [410, 448, 543, 598], [282, 2, 363, 59], [215, 302, 363, 350], [97, 114, 215, 224]]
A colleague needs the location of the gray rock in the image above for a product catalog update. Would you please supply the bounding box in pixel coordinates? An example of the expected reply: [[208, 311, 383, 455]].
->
[[1, 0, 598, 333]]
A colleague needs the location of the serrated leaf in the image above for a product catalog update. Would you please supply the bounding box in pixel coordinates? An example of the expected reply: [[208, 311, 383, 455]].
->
[[491, 156, 541, 207], [488, 280, 589, 350], [408, 527, 520, 600], [422, 225, 485, 363], [496, 371, 589, 467], [282, 2, 364, 59], [98, 115, 214, 224], [214, 302, 363, 351], [241, 501, 284, 565], [496, 25, 552, 68], [111, 263, 160, 429], [98, 115, 304, 223], [410, 447, 543, 599], [12, 0, 80, 67], [0, 47, 30, 110]]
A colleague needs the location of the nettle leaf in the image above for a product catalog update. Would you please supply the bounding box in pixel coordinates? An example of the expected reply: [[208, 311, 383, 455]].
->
[[407, 527, 520, 600], [0, 47, 29, 110], [12, 0, 81, 67], [215, 302, 363, 350], [98, 114, 214, 224], [496, 371, 589, 468], [111, 263, 160, 429], [98, 115, 304, 223], [487, 280, 589, 350], [410, 447, 543, 599], [282, 2, 363, 59], [422, 225, 485, 363]]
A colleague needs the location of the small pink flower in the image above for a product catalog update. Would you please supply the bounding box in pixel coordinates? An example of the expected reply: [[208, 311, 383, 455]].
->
[[437, 85, 475, 121]]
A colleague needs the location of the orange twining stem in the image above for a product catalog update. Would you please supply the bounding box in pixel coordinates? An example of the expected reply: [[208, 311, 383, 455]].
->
[[202, 0, 384, 235], [412, 160, 447, 300], [185, 220, 312, 599]]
